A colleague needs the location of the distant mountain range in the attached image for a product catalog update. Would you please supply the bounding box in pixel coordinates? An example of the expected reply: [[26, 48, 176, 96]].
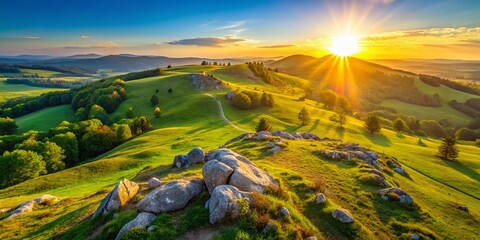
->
[[0, 54, 279, 72]]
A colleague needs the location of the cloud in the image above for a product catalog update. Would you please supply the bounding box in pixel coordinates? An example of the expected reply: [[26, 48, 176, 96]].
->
[[166, 37, 245, 47], [22, 36, 40, 39], [257, 44, 294, 49], [364, 27, 480, 42], [212, 21, 246, 31], [80, 35, 90, 39]]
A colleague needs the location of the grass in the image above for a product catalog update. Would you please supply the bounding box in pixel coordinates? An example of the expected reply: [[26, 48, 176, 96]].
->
[[0, 64, 478, 239], [15, 105, 76, 133], [0, 78, 67, 103], [20, 68, 61, 78]]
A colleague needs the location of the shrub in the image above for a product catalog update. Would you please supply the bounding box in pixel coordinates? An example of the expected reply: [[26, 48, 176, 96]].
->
[[420, 120, 446, 138], [125, 107, 135, 119], [130, 117, 153, 135], [96, 210, 137, 240], [261, 92, 275, 107], [0, 117, 17, 135], [255, 118, 272, 132], [153, 107, 161, 118], [232, 92, 252, 109], [455, 127, 479, 141], [150, 94, 159, 106], [319, 90, 337, 110], [120, 228, 150, 240], [358, 173, 381, 186], [364, 113, 381, 133], [393, 118, 408, 132]]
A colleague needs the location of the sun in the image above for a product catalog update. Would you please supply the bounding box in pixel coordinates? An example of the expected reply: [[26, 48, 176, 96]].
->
[[328, 35, 360, 57]]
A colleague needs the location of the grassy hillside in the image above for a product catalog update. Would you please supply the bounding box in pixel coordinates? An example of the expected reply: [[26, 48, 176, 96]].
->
[[0, 78, 66, 102], [15, 105, 76, 133], [0, 63, 478, 239]]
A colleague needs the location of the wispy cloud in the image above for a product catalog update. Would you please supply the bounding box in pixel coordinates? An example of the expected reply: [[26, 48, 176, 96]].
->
[[22, 36, 40, 39], [363, 27, 480, 42], [80, 35, 90, 39], [212, 21, 246, 31], [257, 44, 294, 49], [166, 37, 245, 47]]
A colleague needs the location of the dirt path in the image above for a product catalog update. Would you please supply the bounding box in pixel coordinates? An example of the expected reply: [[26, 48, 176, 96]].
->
[[205, 93, 250, 133]]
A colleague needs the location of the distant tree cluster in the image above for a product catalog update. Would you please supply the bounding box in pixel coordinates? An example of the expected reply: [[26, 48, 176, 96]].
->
[[420, 74, 480, 95], [6, 78, 88, 88], [0, 91, 73, 118], [201, 61, 230, 66], [247, 62, 284, 87], [450, 99, 480, 118], [0, 64, 21, 73], [231, 90, 275, 110], [114, 68, 164, 81]]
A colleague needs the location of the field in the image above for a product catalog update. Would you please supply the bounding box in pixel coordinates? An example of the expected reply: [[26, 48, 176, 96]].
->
[[0, 77, 67, 102], [14, 105, 76, 133], [0, 64, 478, 239]]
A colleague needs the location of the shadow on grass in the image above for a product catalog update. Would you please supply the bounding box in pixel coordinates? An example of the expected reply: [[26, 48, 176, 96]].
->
[[335, 127, 345, 139], [371, 197, 424, 231], [396, 133, 405, 139], [365, 132, 391, 147], [308, 119, 320, 132], [439, 157, 480, 183]]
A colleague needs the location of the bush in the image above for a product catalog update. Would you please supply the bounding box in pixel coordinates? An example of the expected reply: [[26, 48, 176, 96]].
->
[[120, 228, 150, 240], [261, 92, 275, 107], [96, 210, 137, 240], [130, 117, 153, 135], [455, 127, 480, 141], [232, 92, 252, 109], [393, 118, 408, 132], [0, 117, 17, 135], [364, 113, 381, 133], [319, 90, 337, 110], [153, 107, 161, 118], [420, 120, 446, 138], [255, 118, 272, 132]]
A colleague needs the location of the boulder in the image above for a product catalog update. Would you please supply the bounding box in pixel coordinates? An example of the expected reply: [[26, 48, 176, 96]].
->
[[272, 130, 295, 140], [315, 193, 327, 204], [187, 147, 205, 165], [252, 131, 272, 141], [365, 151, 378, 160], [268, 146, 282, 154], [379, 188, 413, 204], [457, 205, 469, 212], [279, 207, 290, 217], [93, 179, 139, 218], [205, 148, 278, 193], [148, 177, 162, 189], [202, 160, 234, 193], [300, 132, 320, 140], [115, 212, 156, 240], [393, 167, 406, 175], [34, 194, 59, 205], [332, 209, 354, 223], [292, 133, 303, 139], [209, 185, 252, 224], [173, 154, 189, 168], [223, 133, 254, 145], [136, 178, 204, 213], [8, 200, 35, 219], [225, 91, 234, 100], [410, 233, 420, 240], [262, 222, 275, 234]]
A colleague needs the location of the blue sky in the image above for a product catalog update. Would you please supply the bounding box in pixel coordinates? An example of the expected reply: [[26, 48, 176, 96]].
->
[[1, 0, 479, 59]]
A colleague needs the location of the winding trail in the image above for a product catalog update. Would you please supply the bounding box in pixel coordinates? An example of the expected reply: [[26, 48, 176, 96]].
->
[[205, 93, 249, 132]]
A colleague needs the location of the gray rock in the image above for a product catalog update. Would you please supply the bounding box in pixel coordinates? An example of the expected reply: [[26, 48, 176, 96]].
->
[[34, 194, 59, 205], [225, 91, 234, 100], [223, 133, 254, 145], [202, 160, 234, 193], [206, 148, 278, 193], [292, 133, 303, 139], [268, 146, 282, 154], [315, 193, 327, 204], [379, 188, 413, 204], [332, 209, 354, 223], [8, 200, 35, 219], [93, 179, 139, 218], [272, 130, 295, 140], [262, 222, 275, 234], [136, 178, 204, 213], [457, 205, 469, 212], [410, 233, 420, 240], [147, 225, 158, 232], [115, 212, 156, 240], [187, 147, 205, 165], [148, 177, 162, 189], [300, 132, 320, 140], [393, 167, 406, 175], [365, 151, 378, 160], [252, 131, 272, 140], [279, 207, 290, 217], [209, 185, 252, 224], [173, 154, 189, 168]]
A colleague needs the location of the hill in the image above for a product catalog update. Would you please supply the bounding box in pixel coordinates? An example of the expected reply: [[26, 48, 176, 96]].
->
[[0, 63, 478, 239]]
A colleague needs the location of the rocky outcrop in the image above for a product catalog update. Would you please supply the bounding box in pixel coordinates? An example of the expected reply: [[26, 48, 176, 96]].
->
[[279, 207, 290, 217], [173, 147, 205, 168], [7, 194, 59, 219], [115, 212, 156, 240], [208, 185, 252, 224], [272, 130, 295, 140], [225, 91, 234, 100], [204, 148, 278, 193], [268, 146, 282, 154], [379, 188, 413, 204], [202, 160, 234, 193], [359, 167, 389, 187], [93, 179, 139, 218], [136, 178, 204, 213], [148, 177, 162, 189], [190, 73, 226, 91], [252, 131, 273, 141], [332, 209, 354, 223]]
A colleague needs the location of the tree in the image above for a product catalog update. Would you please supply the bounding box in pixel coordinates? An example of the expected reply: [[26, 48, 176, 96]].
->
[[330, 110, 347, 128], [80, 125, 116, 159], [154, 107, 161, 118], [0, 150, 45, 188], [335, 96, 352, 114], [393, 118, 408, 132], [298, 107, 311, 126], [150, 94, 159, 106], [16, 139, 66, 173], [126, 107, 135, 119], [168, 88, 173, 94], [437, 136, 459, 160], [455, 127, 479, 141], [255, 118, 272, 132], [0, 117, 18, 135], [130, 117, 153, 135], [75, 107, 88, 122], [227, 62, 231, 66], [231, 92, 252, 109], [201, 60, 208, 65], [112, 124, 132, 144], [89, 104, 110, 124], [51, 132, 79, 167], [261, 93, 275, 107], [320, 90, 337, 110], [364, 113, 381, 133], [167, 65, 172, 68]]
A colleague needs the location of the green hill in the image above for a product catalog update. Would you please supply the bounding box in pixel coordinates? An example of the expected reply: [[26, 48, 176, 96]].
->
[[0, 62, 478, 240]]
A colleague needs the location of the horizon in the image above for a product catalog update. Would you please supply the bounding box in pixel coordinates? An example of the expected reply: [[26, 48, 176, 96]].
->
[[1, 0, 480, 60]]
